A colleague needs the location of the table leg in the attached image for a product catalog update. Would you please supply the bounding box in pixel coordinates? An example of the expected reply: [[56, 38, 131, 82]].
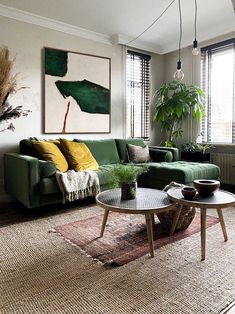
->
[[100, 209, 109, 237], [145, 213, 154, 258], [151, 213, 155, 227], [217, 208, 228, 242], [169, 204, 182, 236], [201, 208, 207, 261]]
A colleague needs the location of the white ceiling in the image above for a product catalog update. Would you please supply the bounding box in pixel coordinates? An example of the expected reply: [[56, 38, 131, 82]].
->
[[0, 0, 234, 54]]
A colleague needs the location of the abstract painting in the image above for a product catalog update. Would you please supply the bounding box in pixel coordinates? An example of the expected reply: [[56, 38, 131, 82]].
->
[[44, 47, 111, 133]]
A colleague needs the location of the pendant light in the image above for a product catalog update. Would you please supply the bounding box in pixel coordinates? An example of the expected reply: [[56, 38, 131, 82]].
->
[[192, 0, 199, 55], [173, 0, 184, 81]]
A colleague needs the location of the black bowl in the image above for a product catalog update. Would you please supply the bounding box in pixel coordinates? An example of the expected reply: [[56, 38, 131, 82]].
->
[[181, 186, 197, 200], [193, 179, 220, 196]]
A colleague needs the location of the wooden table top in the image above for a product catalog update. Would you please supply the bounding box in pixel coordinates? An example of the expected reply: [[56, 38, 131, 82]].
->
[[167, 188, 235, 209]]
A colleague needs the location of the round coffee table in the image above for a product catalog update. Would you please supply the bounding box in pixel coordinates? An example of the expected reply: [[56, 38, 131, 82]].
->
[[96, 188, 176, 257], [167, 188, 235, 260]]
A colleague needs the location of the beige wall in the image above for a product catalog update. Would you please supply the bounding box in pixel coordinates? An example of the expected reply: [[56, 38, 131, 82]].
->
[[150, 54, 165, 145], [0, 16, 125, 201], [0, 16, 165, 201]]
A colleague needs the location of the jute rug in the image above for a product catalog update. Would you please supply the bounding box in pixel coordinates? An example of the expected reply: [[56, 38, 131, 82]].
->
[[0, 204, 235, 314], [55, 212, 219, 266]]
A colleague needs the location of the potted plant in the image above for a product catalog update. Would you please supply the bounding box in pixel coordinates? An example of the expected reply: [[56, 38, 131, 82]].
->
[[153, 81, 205, 147], [110, 164, 148, 200], [181, 142, 214, 162]]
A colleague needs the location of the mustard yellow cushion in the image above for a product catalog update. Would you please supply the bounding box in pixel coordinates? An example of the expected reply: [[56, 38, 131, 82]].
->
[[60, 139, 99, 171], [32, 140, 69, 172]]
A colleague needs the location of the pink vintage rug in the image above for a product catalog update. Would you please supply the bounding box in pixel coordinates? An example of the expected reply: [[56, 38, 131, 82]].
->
[[55, 211, 219, 266]]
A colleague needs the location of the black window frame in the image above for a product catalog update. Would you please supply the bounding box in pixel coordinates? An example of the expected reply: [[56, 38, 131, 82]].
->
[[200, 38, 235, 144], [126, 50, 151, 140]]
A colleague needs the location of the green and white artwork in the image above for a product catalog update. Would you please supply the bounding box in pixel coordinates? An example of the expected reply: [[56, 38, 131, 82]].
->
[[44, 47, 111, 133]]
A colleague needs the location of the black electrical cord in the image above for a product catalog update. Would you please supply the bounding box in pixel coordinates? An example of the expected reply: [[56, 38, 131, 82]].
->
[[178, 0, 182, 61], [125, 0, 177, 45], [194, 0, 197, 41]]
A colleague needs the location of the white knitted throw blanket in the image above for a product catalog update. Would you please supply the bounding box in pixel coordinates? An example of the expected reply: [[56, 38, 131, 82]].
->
[[55, 170, 100, 203]]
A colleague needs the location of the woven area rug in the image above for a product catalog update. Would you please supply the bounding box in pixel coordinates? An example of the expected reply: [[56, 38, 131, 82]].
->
[[55, 212, 219, 266], [0, 204, 235, 314]]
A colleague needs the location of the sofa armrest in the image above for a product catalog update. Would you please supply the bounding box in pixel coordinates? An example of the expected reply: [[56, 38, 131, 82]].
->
[[149, 146, 179, 161], [149, 148, 173, 162], [38, 160, 57, 178], [4, 153, 56, 208]]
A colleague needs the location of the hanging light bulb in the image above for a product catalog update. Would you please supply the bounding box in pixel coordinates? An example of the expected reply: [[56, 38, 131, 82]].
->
[[173, 0, 184, 81], [192, 0, 200, 56], [174, 61, 184, 81], [192, 39, 199, 55]]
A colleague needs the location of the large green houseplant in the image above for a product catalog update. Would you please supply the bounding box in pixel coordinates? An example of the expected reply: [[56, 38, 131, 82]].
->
[[153, 81, 205, 147]]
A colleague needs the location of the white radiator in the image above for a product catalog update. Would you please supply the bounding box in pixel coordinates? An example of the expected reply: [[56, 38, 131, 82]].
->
[[211, 153, 235, 185]]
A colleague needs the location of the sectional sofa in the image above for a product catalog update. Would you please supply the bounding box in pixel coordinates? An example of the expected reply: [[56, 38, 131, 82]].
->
[[4, 138, 220, 208]]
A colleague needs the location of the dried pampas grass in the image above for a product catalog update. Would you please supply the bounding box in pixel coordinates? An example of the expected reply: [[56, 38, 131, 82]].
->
[[0, 46, 30, 131]]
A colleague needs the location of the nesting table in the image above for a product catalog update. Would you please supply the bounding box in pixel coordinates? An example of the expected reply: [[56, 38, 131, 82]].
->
[[96, 188, 178, 257], [167, 188, 235, 260]]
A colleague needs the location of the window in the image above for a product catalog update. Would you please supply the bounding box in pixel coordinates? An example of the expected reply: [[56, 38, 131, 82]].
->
[[200, 38, 235, 143], [126, 50, 151, 139]]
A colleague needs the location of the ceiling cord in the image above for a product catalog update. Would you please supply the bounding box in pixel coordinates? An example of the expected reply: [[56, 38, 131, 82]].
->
[[125, 0, 177, 46], [194, 0, 197, 40], [178, 0, 183, 61]]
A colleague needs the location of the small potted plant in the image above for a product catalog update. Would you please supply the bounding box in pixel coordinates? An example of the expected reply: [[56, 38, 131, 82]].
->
[[181, 142, 214, 162], [110, 164, 148, 200]]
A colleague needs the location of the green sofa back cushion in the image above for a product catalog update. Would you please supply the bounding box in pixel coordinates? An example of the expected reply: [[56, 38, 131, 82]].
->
[[115, 138, 145, 163], [74, 139, 120, 166], [20, 138, 40, 157]]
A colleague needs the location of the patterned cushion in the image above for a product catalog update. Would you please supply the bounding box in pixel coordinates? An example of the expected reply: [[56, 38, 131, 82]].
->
[[126, 144, 150, 163]]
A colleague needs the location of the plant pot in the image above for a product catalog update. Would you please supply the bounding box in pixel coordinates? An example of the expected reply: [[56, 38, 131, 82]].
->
[[181, 151, 210, 162], [121, 182, 137, 200]]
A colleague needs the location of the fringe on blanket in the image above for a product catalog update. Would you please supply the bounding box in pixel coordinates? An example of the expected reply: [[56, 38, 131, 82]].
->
[[64, 185, 100, 203], [55, 169, 100, 203]]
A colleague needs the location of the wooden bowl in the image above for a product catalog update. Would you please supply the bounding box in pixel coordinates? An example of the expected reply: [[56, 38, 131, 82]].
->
[[181, 186, 197, 200], [193, 179, 220, 196]]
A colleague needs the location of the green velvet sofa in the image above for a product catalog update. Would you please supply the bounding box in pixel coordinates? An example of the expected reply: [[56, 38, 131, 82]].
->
[[4, 138, 220, 208]]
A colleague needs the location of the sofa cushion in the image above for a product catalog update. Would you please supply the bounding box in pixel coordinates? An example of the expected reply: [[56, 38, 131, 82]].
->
[[115, 138, 145, 163], [60, 139, 99, 171], [127, 144, 150, 163], [19, 138, 40, 157], [32, 140, 69, 172], [95, 164, 120, 186], [40, 177, 61, 194], [74, 139, 120, 165], [137, 161, 220, 189]]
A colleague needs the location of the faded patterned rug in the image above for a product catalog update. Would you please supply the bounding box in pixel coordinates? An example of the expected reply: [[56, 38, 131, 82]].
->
[[55, 212, 219, 266]]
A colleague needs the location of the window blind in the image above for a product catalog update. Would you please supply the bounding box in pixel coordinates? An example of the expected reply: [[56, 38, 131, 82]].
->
[[200, 38, 235, 143], [126, 50, 151, 139]]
